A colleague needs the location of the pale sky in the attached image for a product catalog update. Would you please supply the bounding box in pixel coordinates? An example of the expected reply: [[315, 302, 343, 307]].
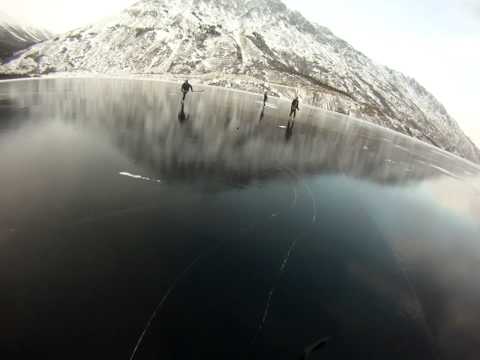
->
[[2, 0, 479, 146]]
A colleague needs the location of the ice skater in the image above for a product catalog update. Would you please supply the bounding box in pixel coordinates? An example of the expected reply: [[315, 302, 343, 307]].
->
[[263, 91, 268, 107], [181, 80, 193, 102], [290, 96, 300, 119]]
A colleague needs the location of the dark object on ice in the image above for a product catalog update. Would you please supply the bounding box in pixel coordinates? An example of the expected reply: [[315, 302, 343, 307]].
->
[[259, 107, 265, 122], [290, 96, 300, 119], [178, 102, 189, 124], [285, 120, 295, 141], [181, 80, 193, 101], [263, 91, 268, 106], [300, 337, 331, 360]]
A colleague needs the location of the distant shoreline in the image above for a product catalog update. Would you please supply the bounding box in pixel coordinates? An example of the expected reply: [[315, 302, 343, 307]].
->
[[0, 73, 34, 80]]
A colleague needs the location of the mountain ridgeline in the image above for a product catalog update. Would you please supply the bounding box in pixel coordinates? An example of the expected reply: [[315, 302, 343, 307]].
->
[[1, 0, 479, 163], [0, 12, 51, 62]]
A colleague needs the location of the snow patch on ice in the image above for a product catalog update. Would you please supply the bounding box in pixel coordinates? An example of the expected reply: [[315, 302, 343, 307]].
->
[[119, 172, 161, 183], [255, 101, 277, 109], [429, 165, 461, 179]]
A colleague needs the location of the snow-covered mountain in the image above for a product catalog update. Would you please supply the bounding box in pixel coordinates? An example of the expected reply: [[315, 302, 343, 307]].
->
[[1, 0, 479, 163], [0, 11, 51, 61]]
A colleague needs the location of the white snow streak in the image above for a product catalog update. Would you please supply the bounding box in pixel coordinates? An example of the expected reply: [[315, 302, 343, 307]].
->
[[255, 101, 277, 109], [128, 251, 208, 360], [282, 167, 317, 223], [119, 172, 161, 183], [252, 236, 300, 345]]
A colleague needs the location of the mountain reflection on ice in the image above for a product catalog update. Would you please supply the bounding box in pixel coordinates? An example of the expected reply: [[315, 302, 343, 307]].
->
[[2, 78, 478, 188]]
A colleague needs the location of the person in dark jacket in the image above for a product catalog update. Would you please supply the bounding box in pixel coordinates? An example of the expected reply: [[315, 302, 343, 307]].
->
[[263, 91, 268, 107], [290, 96, 300, 119], [181, 80, 193, 102]]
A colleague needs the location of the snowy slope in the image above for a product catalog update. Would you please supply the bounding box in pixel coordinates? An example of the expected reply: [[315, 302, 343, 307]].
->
[[0, 11, 51, 60], [1, 0, 478, 162]]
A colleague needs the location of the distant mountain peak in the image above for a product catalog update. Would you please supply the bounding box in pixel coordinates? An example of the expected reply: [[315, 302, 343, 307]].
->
[[0, 12, 52, 61]]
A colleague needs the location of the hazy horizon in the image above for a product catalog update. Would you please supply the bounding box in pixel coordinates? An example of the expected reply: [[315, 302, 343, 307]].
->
[[2, 0, 479, 146]]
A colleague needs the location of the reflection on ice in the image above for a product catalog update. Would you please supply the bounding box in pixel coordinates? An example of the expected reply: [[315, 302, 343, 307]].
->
[[2, 78, 478, 188]]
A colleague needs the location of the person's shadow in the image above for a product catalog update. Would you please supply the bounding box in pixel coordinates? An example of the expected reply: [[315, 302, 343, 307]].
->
[[259, 106, 265, 122], [178, 102, 190, 124], [285, 120, 295, 142]]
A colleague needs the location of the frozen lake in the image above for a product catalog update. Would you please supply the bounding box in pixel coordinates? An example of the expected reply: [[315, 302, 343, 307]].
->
[[1, 78, 480, 359]]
